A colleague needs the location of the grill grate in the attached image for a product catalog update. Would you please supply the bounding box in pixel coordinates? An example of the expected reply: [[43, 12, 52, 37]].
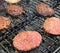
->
[[0, 0, 60, 53]]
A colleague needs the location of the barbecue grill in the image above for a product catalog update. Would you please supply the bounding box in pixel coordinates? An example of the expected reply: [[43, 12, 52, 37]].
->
[[0, 0, 60, 53]]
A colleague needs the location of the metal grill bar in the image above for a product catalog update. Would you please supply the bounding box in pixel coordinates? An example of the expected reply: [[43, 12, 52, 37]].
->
[[0, 43, 10, 53], [53, 47, 60, 53]]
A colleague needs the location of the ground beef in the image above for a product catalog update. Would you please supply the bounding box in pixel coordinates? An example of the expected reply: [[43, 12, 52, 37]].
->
[[36, 4, 55, 16], [13, 31, 42, 51], [0, 16, 11, 30], [43, 17, 60, 35], [6, 5, 24, 16]]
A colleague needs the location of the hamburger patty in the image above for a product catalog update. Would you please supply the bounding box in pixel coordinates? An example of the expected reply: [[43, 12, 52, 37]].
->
[[13, 31, 42, 51], [36, 4, 55, 16], [0, 16, 11, 30], [6, 5, 24, 16], [43, 17, 60, 35]]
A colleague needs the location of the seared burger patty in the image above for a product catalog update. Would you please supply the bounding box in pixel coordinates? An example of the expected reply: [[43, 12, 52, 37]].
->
[[36, 4, 55, 16], [6, 5, 24, 17], [0, 16, 11, 30]]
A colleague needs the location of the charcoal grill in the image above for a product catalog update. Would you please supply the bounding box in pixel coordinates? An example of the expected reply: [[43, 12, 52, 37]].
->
[[0, 0, 60, 53]]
